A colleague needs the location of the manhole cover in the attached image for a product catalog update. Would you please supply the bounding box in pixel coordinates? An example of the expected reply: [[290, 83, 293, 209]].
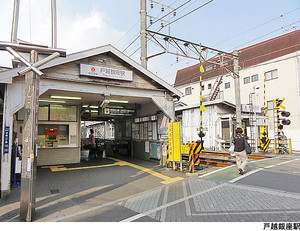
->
[[50, 189, 60, 194]]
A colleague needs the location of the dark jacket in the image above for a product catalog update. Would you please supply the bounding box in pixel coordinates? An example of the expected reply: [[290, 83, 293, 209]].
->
[[233, 133, 248, 152]]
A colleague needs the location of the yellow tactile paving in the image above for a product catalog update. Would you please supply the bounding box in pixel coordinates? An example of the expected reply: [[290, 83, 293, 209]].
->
[[44, 157, 183, 185]]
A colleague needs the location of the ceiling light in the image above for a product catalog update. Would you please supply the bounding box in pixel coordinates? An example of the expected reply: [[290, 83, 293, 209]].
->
[[51, 96, 81, 100], [90, 110, 98, 113], [109, 99, 128, 103], [39, 99, 66, 103], [82, 105, 98, 108]]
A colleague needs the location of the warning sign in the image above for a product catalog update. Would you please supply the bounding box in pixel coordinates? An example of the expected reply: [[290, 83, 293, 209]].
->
[[168, 122, 181, 162]]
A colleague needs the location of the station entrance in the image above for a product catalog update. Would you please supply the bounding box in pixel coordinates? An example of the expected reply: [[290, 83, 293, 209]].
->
[[0, 45, 182, 198]]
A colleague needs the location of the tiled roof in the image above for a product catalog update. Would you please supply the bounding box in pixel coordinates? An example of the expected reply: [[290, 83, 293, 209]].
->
[[174, 29, 300, 87]]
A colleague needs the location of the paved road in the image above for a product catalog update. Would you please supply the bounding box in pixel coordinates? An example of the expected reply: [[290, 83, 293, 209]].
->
[[0, 154, 299, 222]]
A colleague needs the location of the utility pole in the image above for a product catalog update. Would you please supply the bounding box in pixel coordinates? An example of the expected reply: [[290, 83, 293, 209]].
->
[[140, 0, 147, 68], [233, 50, 242, 127], [20, 50, 39, 221], [11, 0, 20, 42], [51, 0, 57, 47], [0, 0, 66, 221]]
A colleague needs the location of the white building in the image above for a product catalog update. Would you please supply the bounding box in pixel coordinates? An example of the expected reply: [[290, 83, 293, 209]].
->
[[175, 29, 300, 151]]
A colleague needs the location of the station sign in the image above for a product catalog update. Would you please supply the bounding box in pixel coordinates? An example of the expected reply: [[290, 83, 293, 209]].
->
[[79, 63, 133, 81], [109, 108, 135, 116], [3, 126, 10, 154], [241, 104, 261, 113]]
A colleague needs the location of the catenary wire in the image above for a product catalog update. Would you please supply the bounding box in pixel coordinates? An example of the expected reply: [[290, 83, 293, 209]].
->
[[213, 7, 300, 47]]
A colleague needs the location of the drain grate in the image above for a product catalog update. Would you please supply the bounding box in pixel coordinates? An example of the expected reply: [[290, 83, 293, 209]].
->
[[50, 189, 60, 194]]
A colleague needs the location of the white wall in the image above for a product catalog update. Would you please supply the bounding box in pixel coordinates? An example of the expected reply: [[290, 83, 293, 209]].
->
[[177, 51, 300, 150]]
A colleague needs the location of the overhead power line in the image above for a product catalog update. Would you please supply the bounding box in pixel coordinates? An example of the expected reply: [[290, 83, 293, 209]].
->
[[124, 0, 193, 53], [213, 7, 300, 47], [127, 0, 214, 56], [229, 20, 300, 51], [165, 0, 214, 28]]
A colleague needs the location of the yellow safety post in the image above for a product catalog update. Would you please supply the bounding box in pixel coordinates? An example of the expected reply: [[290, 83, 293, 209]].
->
[[274, 139, 277, 154], [188, 143, 195, 173], [289, 138, 292, 154]]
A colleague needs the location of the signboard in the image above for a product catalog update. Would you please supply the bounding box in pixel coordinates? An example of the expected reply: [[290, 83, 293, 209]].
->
[[104, 108, 110, 114], [172, 122, 181, 162], [157, 143, 161, 159], [79, 63, 133, 81], [158, 114, 168, 135], [181, 145, 190, 155], [162, 144, 167, 156], [3, 126, 10, 154], [168, 122, 181, 162], [241, 104, 262, 113], [168, 122, 174, 162]]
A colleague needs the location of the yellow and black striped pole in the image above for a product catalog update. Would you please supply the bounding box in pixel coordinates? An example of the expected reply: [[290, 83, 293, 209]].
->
[[262, 71, 270, 152], [199, 45, 205, 149], [277, 103, 282, 153], [199, 45, 203, 137], [263, 72, 267, 139]]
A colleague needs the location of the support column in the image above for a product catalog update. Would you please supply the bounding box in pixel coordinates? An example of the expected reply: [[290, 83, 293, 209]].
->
[[20, 50, 39, 221], [0, 84, 14, 198]]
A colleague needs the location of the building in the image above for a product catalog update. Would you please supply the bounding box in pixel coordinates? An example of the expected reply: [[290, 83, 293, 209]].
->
[[0, 44, 182, 198], [175, 29, 300, 151]]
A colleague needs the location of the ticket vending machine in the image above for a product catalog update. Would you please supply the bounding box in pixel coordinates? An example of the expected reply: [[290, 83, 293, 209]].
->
[[45, 127, 58, 148]]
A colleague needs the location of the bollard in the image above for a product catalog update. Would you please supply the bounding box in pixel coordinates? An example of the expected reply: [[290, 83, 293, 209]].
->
[[274, 139, 277, 154], [288, 138, 292, 154]]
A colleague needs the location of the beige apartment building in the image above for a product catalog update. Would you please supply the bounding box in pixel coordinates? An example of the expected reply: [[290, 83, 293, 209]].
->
[[175, 29, 300, 151]]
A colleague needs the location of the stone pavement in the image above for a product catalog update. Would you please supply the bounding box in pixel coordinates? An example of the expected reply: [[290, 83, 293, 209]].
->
[[0, 154, 299, 222]]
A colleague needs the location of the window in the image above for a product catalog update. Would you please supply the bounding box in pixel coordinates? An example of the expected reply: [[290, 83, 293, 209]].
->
[[244, 76, 250, 84], [225, 82, 230, 89], [185, 87, 192, 95], [267, 100, 274, 110], [251, 74, 259, 82], [208, 83, 212, 89], [206, 65, 213, 71], [265, 69, 278, 81]]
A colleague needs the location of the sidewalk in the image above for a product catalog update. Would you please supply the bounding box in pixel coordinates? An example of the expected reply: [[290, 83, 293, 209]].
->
[[0, 153, 299, 222]]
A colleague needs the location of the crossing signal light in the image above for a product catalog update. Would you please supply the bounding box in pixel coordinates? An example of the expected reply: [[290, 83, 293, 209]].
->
[[280, 110, 291, 126], [281, 119, 291, 125], [281, 111, 290, 117]]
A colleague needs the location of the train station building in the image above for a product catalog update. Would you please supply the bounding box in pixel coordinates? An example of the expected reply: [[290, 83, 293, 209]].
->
[[0, 45, 182, 197]]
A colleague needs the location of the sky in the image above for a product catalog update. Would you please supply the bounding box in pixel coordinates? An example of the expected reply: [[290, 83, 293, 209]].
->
[[0, 0, 299, 85]]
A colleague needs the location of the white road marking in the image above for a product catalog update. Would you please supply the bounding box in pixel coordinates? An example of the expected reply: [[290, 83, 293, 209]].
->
[[120, 183, 226, 222]]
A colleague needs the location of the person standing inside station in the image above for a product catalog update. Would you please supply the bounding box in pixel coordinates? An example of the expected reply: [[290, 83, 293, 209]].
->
[[231, 127, 248, 175], [88, 129, 96, 161]]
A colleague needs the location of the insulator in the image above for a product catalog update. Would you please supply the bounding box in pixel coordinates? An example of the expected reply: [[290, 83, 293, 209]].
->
[[150, 18, 153, 24], [150, 2, 153, 8], [176, 56, 179, 63], [173, 11, 176, 16], [161, 22, 164, 28], [161, 7, 164, 12]]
